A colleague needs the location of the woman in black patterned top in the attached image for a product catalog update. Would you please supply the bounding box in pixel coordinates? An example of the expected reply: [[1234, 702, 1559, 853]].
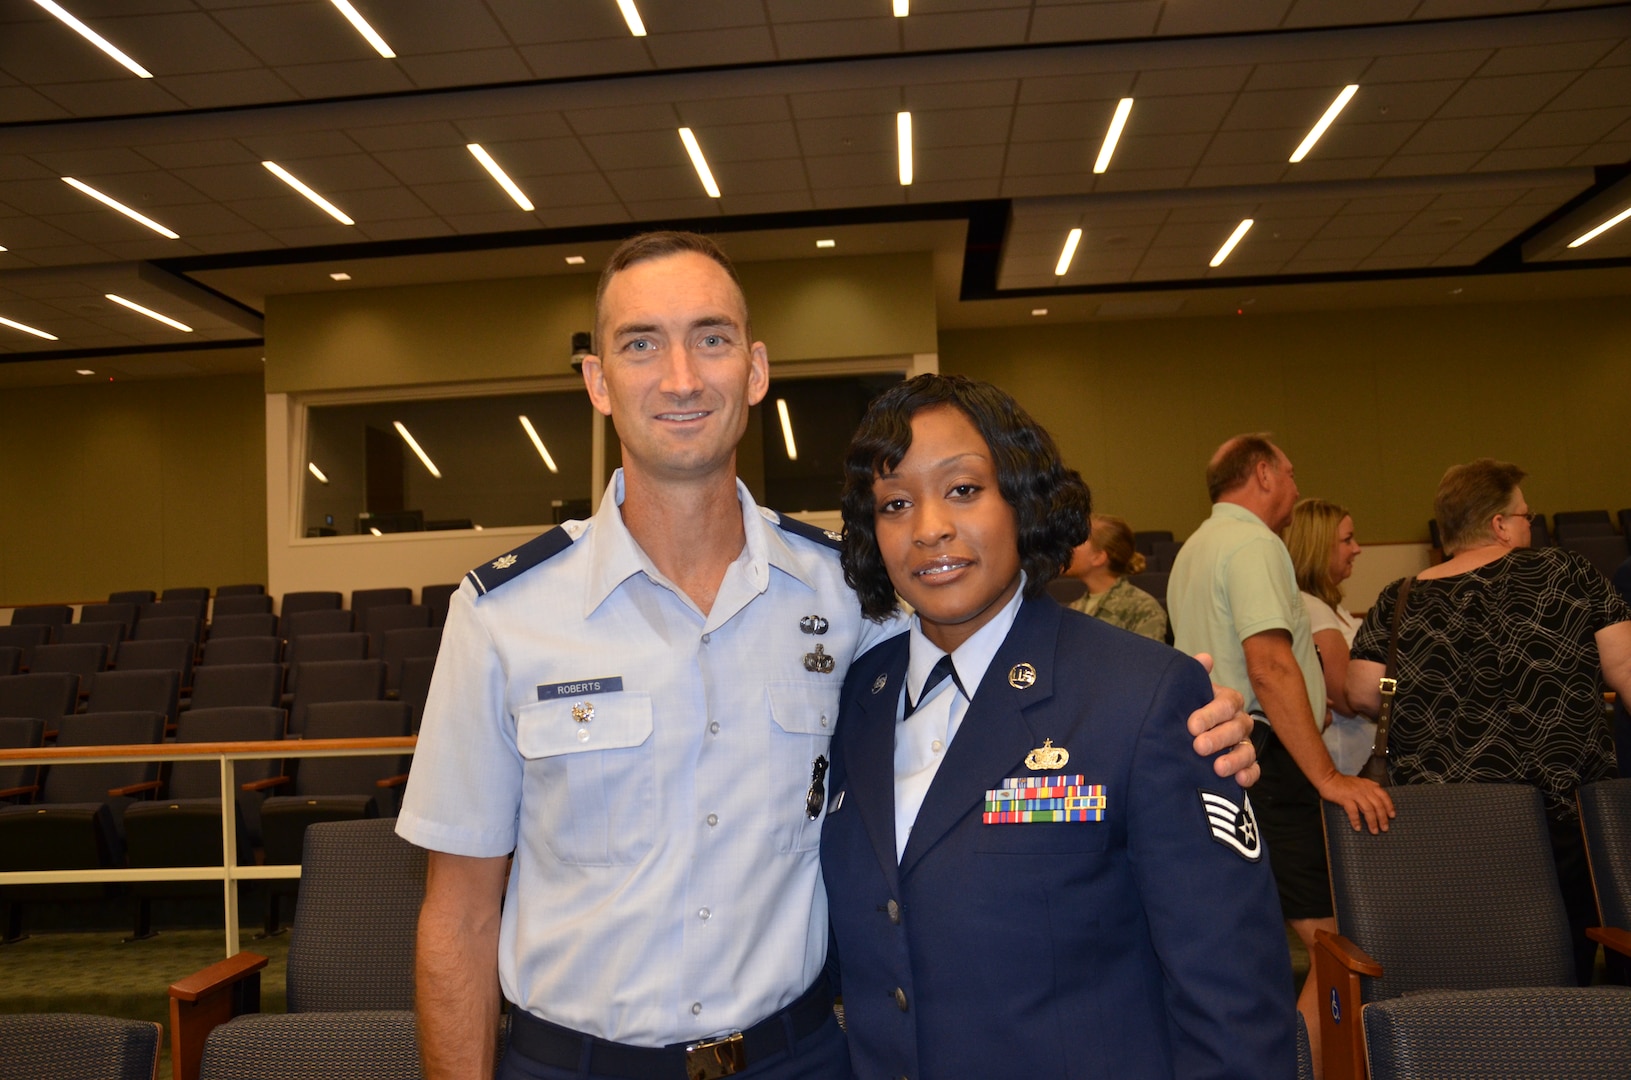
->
[[1347, 459, 1631, 983]]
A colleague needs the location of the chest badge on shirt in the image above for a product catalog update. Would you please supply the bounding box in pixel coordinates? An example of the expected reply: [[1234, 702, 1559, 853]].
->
[[1008, 662, 1037, 689], [984, 775, 1105, 823], [799, 614, 829, 635], [803, 643, 835, 674], [1024, 738, 1070, 770], [571, 702, 594, 724], [1200, 791, 1261, 861], [871, 673, 888, 694]]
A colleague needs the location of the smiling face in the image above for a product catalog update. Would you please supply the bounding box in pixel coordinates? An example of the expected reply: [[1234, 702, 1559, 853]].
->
[[1328, 514, 1361, 583], [581, 250, 769, 485], [872, 404, 1024, 654]]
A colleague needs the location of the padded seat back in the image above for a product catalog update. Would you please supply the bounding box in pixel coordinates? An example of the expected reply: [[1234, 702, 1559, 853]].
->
[[135, 616, 201, 644], [189, 664, 284, 711], [349, 588, 412, 625], [362, 605, 430, 657], [41, 712, 165, 804], [0, 625, 51, 665], [419, 583, 457, 626], [112, 638, 194, 690], [0, 673, 78, 723], [1579, 778, 1631, 931], [161, 587, 211, 605], [214, 584, 266, 599], [108, 590, 156, 605], [0, 717, 46, 797], [283, 609, 353, 640], [201, 637, 281, 667], [209, 613, 278, 639], [211, 595, 272, 618], [87, 669, 181, 725], [143, 599, 206, 622], [0, 648, 19, 678], [1560, 534, 1630, 578], [78, 603, 138, 632], [28, 644, 108, 687], [288, 660, 385, 736], [168, 707, 284, 799], [198, 1011, 420, 1079], [295, 700, 410, 795], [9, 606, 71, 629], [1324, 783, 1575, 1003], [0, 1012, 163, 1080]]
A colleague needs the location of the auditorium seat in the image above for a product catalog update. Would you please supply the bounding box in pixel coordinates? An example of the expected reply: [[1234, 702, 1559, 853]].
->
[[8, 606, 71, 630], [86, 669, 181, 727], [107, 590, 156, 605], [420, 582, 457, 626], [0, 625, 51, 668], [282, 608, 353, 640], [1127, 570, 1170, 608], [0, 649, 19, 678], [55, 622, 124, 651], [350, 587, 413, 627], [381, 627, 440, 694], [77, 602, 138, 634], [1620, 509, 1631, 541], [1148, 539, 1184, 572], [363, 604, 431, 658], [398, 656, 436, 733], [1044, 577, 1085, 605], [1559, 533, 1630, 578], [189, 665, 284, 712], [113, 638, 194, 692], [1530, 514, 1553, 548], [1578, 778, 1631, 953], [143, 599, 206, 623], [1131, 530, 1172, 557], [0, 674, 78, 730], [287, 660, 386, 736], [28, 643, 109, 698], [208, 613, 278, 640], [1551, 509, 1612, 533], [0, 1012, 162, 1080], [0, 717, 45, 805], [284, 633, 369, 691], [277, 592, 343, 626], [200, 636, 282, 667], [214, 584, 266, 599], [162, 587, 212, 606], [134, 615, 201, 645], [210, 594, 273, 619]]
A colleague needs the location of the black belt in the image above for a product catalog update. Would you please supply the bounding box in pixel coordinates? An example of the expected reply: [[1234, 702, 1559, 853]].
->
[[506, 976, 834, 1080]]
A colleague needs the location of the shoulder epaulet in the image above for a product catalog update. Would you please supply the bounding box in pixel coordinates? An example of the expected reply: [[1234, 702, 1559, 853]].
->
[[766, 508, 843, 551], [466, 526, 575, 596]]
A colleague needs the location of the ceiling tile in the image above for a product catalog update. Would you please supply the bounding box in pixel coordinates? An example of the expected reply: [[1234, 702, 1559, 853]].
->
[[452, 112, 574, 143], [347, 187, 438, 221], [580, 130, 689, 172], [349, 121, 468, 153], [903, 79, 1018, 112], [1284, 0, 1420, 27], [0, 85, 71, 123], [1479, 37, 1619, 77], [373, 146, 485, 185], [790, 86, 903, 120], [911, 107, 1014, 150], [483, 0, 630, 43], [1111, 131, 1213, 170], [477, 137, 598, 178], [1201, 128, 1302, 165], [605, 165, 708, 202], [170, 162, 279, 202], [1398, 114, 1526, 155], [719, 190, 817, 216], [1186, 162, 1290, 187], [35, 80, 187, 117], [530, 172, 620, 207], [518, 39, 654, 80], [566, 102, 682, 136], [356, 218, 457, 242], [620, 196, 724, 220], [1316, 212, 1414, 240], [1117, 94, 1234, 137], [1224, 86, 1360, 132], [1547, 66, 1631, 111], [676, 96, 793, 128], [442, 210, 543, 235], [276, 59, 417, 98], [805, 152, 895, 189], [810, 183, 906, 209], [1132, 65, 1253, 97], [1155, 0, 1295, 36], [903, 10, 1031, 51], [1362, 50, 1492, 83], [358, 0, 512, 53], [1244, 57, 1372, 91], [29, 148, 161, 177], [543, 202, 633, 227], [1016, 71, 1139, 106], [159, 69, 299, 109], [135, 139, 262, 170], [92, 11, 266, 77], [1474, 146, 1584, 171], [1503, 106, 1631, 148], [795, 114, 895, 156], [0, 20, 149, 83], [641, 0, 767, 33], [1010, 101, 1116, 144], [239, 130, 365, 160], [210, 3, 388, 66], [407, 179, 516, 217], [1004, 140, 1091, 177], [905, 177, 1003, 201], [709, 158, 809, 195], [1086, 166, 1194, 192], [1374, 151, 1483, 176], [1028, 2, 1162, 43], [1435, 71, 1579, 119], [397, 48, 534, 90], [769, 19, 898, 62], [915, 145, 1005, 181], [646, 27, 778, 68]]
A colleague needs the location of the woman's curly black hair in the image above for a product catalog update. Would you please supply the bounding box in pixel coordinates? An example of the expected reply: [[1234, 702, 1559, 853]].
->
[[840, 374, 1092, 621]]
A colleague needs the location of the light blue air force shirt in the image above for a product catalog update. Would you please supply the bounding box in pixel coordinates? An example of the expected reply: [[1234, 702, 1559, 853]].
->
[[397, 470, 903, 1047]]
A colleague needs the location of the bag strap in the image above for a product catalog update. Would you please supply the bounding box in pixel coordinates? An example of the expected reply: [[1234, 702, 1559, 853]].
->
[[1373, 577, 1413, 761]]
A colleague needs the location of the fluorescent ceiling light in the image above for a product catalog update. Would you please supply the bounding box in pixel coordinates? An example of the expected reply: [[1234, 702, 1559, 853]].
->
[[1567, 205, 1631, 248], [678, 128, 721, 198], [1055, 228, 1082, 276], [893, 0, 909, 15], [1210, 219, 1255, 267], [897, 112, 913, 186], [369, 526, 383, 536], [1031, 308, 1048, 316], [816, 239, 836, 248], [262, 161, 355, 225], [0, 315, 58, 341], [0, 245, 8, 252], [31, 0, 152, 78], [1094, 98, 1134, 174], [564, 255, 586, 265], [61, 177, 179, 239], [1289, 84, 1359, 163], [308, 463, 330, 484], [393, 421, 441, 479], [776, 399, 798, 461], [467, 143, 535, 212], [328, 0, 395, 58], [518, 415, 559, 473], [105, 293, 193, 332], [76, 368, 95, 375], [616, 0, 647, 36], [330, 272, 351, 281]]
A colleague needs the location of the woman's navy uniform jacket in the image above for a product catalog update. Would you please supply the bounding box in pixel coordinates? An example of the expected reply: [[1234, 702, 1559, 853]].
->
[[820, 596, 1297, 1080]]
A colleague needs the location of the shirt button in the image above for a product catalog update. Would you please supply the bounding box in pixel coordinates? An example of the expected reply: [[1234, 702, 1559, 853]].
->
[[893, 987, 908, 1011], [886, 899, 900, 925], [691, 1002, 702, 1016], [576, 728, 590, 743], [709, 721, 720, 735], [701, 633, 711, 644], [819, 714, 829, 728], [706, 813, 718, 827], [931, 739, 943, 753], [698, 907, 711, 921]]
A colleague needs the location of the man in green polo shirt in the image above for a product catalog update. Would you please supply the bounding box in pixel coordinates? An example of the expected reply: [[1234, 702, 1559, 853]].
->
[[1169, 432, 1394, 1064]]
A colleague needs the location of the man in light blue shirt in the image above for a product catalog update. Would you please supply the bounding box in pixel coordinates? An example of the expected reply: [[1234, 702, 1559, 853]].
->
[[399, 232, 1260, 1080]]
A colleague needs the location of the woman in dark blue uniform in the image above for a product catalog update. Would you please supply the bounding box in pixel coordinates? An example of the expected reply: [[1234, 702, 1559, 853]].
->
[[821, 374, 1296, 1080]]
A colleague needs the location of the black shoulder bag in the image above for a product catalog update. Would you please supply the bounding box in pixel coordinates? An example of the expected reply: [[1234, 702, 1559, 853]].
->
[[1359, 577, 1413, 786]]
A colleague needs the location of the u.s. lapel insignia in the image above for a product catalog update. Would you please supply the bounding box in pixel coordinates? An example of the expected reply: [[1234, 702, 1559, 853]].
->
[[1024, 738, 1070, 770], [871, 673, 888, 694], [492, 554, 518, 570], [1008, 662, 1037, 689], [799, 615, 829, 635], [1200, 791, 1261, 861], [571, 701, 595, 724], [803, 643, 835, 674]]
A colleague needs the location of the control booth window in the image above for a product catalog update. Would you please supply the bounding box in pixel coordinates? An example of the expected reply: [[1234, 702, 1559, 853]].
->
[[302, 389, 593, 537], [753, 372, 905, 514]]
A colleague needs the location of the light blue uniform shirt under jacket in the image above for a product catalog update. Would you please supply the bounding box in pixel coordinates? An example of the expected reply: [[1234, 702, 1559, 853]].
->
[[398, 470, 902, 1047]]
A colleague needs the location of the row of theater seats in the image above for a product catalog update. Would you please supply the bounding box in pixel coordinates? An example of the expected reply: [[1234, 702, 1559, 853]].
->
[[1429, 507, 1631, 577], [0, 584, 453, 942]]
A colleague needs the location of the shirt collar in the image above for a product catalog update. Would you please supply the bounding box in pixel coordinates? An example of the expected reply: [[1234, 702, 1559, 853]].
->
[[1211, 500, 1274, 532], [904, 572, 1028, 708], [582, 469, 812, 617]]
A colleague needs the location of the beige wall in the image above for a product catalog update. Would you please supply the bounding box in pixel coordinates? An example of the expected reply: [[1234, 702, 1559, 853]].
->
[[940, 294, 1631, 551], [0, 373, 267, 606]]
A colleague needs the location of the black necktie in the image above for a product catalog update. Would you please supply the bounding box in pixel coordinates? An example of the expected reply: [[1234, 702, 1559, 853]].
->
[[903, 654, 963, 719]]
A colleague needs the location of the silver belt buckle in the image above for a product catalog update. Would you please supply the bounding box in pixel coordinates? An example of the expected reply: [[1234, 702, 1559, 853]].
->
[[683, 1031, 745, 1080]]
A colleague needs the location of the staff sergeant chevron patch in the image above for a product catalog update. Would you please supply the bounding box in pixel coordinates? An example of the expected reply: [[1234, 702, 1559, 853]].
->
[[1199, 790, 1261, 861]]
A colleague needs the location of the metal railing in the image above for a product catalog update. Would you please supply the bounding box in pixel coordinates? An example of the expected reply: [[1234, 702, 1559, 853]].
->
[[0, 736, 416, 957]]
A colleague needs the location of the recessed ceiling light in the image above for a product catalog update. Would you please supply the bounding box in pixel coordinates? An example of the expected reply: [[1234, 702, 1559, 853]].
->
[[61, 177, 179, 238], [393, 421, 441, 479], [564, 255, 586, 265], [330, 272, 351, 281], [0, 244, 8, 253], [893, 0, 909, 15], [678, 128, 721, 198], [1031, 309, 1048, 316], [31, 0, 153, 78], [467, 143, 535, 212], [77, 368, 95, 375], [518, 416, 560, 474], [308, 462, 330, 484], [816, 239, 836, 248], [1094, 98, 1134, 174], [897, 112, 913, 186], [615, 0, 647, 36], [1055, 228, 1082, 276], [369, 526, 383, 537], [776, 399, 798, 461], [328, 0, 395, 58], [1568, 204, 1631, 248], [1210, 219, 1255, 267], [0, 315, 58, 341], [262, 161, 354, 225], [1289, 84, 1359, 163], [105, 293, 193, 332]]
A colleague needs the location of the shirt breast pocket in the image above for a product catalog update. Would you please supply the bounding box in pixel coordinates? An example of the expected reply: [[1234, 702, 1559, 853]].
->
[[766, 681, 838, 853], [516, 693, 655, 866], [974, 819, 1112, 855]]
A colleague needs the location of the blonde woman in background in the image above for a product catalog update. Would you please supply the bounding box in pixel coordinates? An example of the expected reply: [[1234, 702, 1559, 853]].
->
[[1286, 498, 1372, 775], [1069, 514, 1168, 641]]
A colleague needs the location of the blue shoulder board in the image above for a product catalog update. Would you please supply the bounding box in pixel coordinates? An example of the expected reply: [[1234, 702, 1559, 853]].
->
[[772, 511, 843, 551], [466, 527, 574, 596]]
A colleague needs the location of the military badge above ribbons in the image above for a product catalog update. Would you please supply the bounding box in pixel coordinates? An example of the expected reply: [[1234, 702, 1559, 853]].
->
[[984, 776, 1106, 824]]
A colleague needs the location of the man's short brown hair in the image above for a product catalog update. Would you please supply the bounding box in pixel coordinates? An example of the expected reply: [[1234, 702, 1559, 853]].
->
[[594, 230, 749, 347], [1206, 433, 1280, 503], [1435, 458, 1527, 553]]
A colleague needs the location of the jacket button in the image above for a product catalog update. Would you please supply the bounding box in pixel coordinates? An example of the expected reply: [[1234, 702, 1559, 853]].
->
[[886, 899, 901, 924], [892, 987, 908, 1011]]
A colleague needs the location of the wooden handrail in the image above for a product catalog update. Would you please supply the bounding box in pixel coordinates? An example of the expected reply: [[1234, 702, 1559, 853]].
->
[[0, 736, 416, 763]]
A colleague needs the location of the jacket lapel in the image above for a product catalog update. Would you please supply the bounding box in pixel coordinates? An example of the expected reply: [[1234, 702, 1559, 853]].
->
[[898, 597, 1062, 878], [845, 637, 909, 894]]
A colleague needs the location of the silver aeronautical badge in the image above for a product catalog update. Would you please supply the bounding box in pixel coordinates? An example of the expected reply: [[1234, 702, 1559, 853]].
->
[[799, 615, 829, 635], [803, 644, 835, 674]]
